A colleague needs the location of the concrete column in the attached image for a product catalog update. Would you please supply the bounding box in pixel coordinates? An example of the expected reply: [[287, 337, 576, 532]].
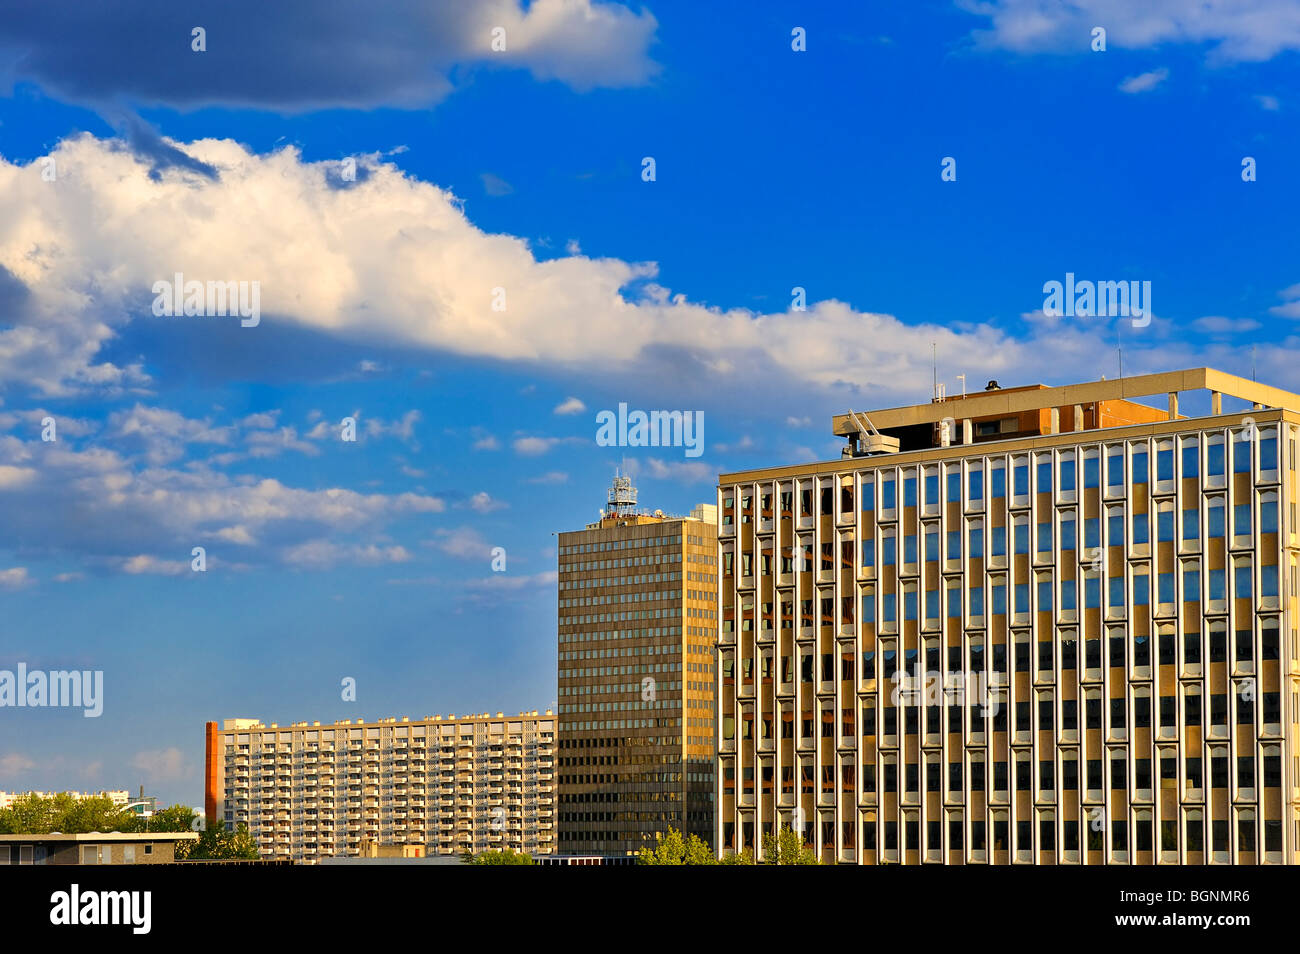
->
[[962, 419, 973, 445], [1168, 392, 1179, 420], [1211, 391, 1222, 415], [1072, 405, 1084, 432], [1049, 407, 1060, 435]]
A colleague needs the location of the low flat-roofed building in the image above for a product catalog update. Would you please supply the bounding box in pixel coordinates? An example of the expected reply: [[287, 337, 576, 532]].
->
[[0, 832, 198, 865]]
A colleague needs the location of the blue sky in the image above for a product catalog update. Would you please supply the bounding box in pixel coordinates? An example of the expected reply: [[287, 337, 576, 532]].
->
[[0, 0, 1297, 806]]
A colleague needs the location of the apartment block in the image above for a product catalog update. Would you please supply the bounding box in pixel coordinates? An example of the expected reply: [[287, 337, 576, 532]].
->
[[717, 368, 1300, 864], [556, 474, 718, 855], [206, 710, 555, 863]]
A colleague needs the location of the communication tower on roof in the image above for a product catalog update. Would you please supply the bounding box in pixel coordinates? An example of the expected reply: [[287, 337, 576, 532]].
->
[[606, 469, 638, 517]]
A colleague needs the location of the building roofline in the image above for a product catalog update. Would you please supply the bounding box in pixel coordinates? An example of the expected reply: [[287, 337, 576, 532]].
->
[[720, 405, 1292, 483], [0, 832, 199, 842], [830, 367, 1300, 436]]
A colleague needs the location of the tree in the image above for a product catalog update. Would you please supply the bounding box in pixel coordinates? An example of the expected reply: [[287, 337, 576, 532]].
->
[[467, 847, 534, 865], [637, 826, 715, 865], [0, 793, 134, 835], [718, 849, 755, 865], [129, 804, 199, 834], [184, 821, 260, 861], [59, 794, 136, 834], [761, 824, 819, 865]]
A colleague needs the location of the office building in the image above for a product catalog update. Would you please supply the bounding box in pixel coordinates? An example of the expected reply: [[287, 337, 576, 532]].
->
[[206, 710, 555, 863], [717, 368, 1297, 864], [556, 473, 718, 855]]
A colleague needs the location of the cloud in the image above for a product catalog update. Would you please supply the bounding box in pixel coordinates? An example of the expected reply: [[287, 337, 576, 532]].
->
[[714, 435, 754, 453], [625, 458, 715, 484], [426, 526, 494, 559], [463, 570, 557, 590], [242, 425, 320, 459], [130, 747, 188, 783], [0, 134, 1027, 402], [526, 471, 568, 484], [1255, 94, 1281, 110], [119, 555, 188, 575], [1269, 284, 1300, 319], [0, 566, 32, 588], [553, 396, 586, 415], [386, 569, 556, 592], [364, 410, 422, 444], [0, 466, 38, 490], [481, 173, 514, 197], [212, 525, 257, 545], [1192, 315, 1261, 335], [107, 404, 234, 465], [0, 0, 660, 113], [472, 435, 502, 451], [282, 541, 412, 568], [1119, 68, 1170, 94], [513, 435, 585, 455], [466, 491, 508, 513], [0, 422, 446, 573], [0, 409, 98, 438], [785, 416, 813, 428], [960, 0, 1300, 62], [0, 753, 36, 774]]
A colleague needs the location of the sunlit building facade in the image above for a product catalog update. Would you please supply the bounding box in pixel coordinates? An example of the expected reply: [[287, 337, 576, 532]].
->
[[207, 711, 555, 863], [556, 477, 718, 855], [717, 368, 1300, 864]]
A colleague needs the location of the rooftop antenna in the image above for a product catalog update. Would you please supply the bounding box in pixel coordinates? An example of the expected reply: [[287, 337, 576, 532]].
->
[[931, 341, 938, 401], [1117, 323, 1123, 379], [1252, 344, 1257, 382], [607, 467, 638, 517]]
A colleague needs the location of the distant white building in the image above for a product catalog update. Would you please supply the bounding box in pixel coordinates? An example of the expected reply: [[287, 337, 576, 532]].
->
[[0, 790, 132, 809]]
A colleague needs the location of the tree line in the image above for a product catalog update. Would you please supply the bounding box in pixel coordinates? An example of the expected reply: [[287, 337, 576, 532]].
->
[[0, 792, 258, 860]]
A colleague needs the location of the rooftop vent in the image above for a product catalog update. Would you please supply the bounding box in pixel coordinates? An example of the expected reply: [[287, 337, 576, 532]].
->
[[985, 380, 1001, 391]]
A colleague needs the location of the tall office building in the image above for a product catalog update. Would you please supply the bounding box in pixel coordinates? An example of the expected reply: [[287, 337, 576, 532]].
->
[[556, 474, 718, 855], [206, 710, 555, 863], [717, 368, 1298, 864]]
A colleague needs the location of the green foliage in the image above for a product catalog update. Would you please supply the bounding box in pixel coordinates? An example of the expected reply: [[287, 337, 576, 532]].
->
[[637, 826, 716, 865], [718, 849, 755, 865], [761, 824, 820, 865], [0, 793, 135, 835], [467, 847, 534, 865], [185, 821, 260, 861], [120, 803, 198, 834]]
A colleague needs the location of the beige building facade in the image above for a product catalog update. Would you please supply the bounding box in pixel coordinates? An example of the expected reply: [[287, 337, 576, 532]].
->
[[207, 711, 555, 863], [556, 477, 718, 855], [717, 369, 1300, 864]]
